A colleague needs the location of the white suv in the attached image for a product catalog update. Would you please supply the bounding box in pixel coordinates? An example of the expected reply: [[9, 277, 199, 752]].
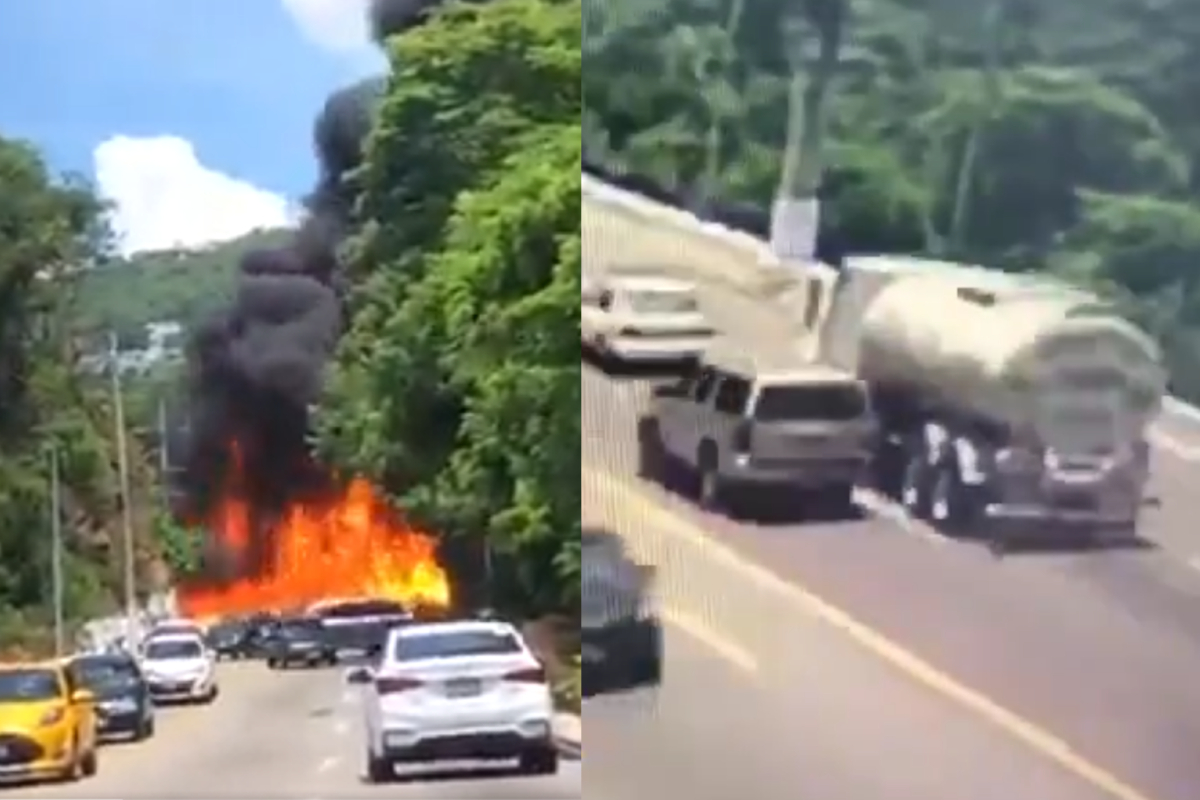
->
[[355, 619, 558, 783]]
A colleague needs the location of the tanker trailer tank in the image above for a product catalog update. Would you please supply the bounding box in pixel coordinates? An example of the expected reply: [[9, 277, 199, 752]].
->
[[850, 269, 1165, 540]]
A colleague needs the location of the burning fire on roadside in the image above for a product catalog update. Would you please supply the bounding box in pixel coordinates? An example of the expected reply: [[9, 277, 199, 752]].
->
[[176, 453, 449, 618]]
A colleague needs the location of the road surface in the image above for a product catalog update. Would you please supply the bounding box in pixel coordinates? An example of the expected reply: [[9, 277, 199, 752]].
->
[[7, 662, 580, 798], [582, 197, 1200, 800]]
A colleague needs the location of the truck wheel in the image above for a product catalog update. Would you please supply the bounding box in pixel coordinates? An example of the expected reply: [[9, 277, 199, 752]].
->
[[637, 418, 663, 481], [929, 460, 980, 535], [899, 439, 932, 519], [697, 457, 723, 512]]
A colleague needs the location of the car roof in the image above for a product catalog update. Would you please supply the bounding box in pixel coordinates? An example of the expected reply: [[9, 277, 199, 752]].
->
[[701, 340, 859, 385], [611, 275, 695, 293], [389, 619, 520, 641], [143, 633, 204, 648]]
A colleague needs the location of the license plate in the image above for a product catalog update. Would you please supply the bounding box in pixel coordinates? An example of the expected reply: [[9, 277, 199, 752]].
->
[[444, 678, 481, 698]]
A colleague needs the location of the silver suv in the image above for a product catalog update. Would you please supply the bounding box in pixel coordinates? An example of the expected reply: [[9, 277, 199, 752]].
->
[[636, 345, 876, 516]]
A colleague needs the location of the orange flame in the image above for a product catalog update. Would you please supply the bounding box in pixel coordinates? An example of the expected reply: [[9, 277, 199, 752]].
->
[[177, 475, 450, 619]]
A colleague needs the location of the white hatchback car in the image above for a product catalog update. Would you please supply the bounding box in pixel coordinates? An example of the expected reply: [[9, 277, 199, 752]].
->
[[356, 619, 557, 782], [139, 634, 218, 704], [581, 270, 713, 366]]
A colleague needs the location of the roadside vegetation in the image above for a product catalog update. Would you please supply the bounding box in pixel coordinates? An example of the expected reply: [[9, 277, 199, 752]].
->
[[314, 0, 581, 633], [585, 0, 1200, 399], [0, 135, 169, 654]]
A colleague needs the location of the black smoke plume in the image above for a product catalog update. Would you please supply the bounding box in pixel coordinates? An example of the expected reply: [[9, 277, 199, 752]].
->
[[175, 0, 462, 581]]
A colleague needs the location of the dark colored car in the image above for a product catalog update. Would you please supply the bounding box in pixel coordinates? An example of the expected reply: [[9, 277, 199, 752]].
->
[[580, 530, 662, 697], [65, 652, 155, 741], [308, 598, 410, 659], [206, 618, 252, 660], [264, 617, 337, 669], [237, 613, 281, 660]]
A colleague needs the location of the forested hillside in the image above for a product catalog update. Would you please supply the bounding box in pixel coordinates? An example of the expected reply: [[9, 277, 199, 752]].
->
[[0, 135, 167, 653], [585, 0, 1200, 399], [74, 228, 288, 347]]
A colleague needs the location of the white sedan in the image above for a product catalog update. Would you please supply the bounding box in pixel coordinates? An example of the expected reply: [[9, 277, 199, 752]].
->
[[581, 272, 713, 366], [139, 634, 219, 704], [354, 619, 558, 783]]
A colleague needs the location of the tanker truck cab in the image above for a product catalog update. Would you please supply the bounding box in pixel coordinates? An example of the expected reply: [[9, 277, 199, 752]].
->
[[636, 343, 876, 517]]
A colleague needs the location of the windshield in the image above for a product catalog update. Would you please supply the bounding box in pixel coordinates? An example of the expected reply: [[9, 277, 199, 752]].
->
[[314, 599, 407, 619], [144, 639, 203, 660], [279, 620, 324, 638], [393, 630, 520, 661], [628, 290, 698, 315], [0, 669, 62, 702], [72, 658, 140, 690], [753, 384, 867, 422]]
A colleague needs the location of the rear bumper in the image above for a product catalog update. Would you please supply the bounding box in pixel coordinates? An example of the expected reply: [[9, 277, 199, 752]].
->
[[380, 728, 554, 762], [726, 455, 867, 488]]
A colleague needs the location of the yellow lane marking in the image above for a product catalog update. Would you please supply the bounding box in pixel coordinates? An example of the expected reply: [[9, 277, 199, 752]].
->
[[585, 464, 1157, 800], [662, 605, 759, 674]]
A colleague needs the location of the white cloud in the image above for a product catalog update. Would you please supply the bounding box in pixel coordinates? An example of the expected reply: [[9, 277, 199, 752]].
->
[[94, 135, 295, 255], [281, 0, 373, 54]]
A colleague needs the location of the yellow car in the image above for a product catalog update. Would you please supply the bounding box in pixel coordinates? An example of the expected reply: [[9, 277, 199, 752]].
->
[[0, 661, 98, 783]]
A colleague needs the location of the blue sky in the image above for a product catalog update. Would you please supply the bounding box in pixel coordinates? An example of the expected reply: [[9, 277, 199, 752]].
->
[[0, 0, 380, 249]]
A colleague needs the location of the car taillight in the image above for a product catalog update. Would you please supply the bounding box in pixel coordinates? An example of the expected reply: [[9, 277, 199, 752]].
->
[[732, 420, 753, 453], [375, 676, 423, 694], [504, 666, 546, 684]]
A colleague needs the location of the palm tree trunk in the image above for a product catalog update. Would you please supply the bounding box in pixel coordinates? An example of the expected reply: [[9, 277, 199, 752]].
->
[[772, 0, 846, 260]]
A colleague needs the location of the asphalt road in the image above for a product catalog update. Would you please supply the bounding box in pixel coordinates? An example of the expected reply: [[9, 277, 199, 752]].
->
[[588, 618, 1115, 800], [582, 198, 1200, 800], [7, 662, 580, 798]]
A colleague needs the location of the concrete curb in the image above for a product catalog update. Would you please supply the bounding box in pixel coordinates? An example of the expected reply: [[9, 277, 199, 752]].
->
[[553, 712, 580, 759]]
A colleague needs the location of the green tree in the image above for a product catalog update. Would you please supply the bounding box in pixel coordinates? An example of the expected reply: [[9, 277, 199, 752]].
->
[[584, 0, 1200, 399], [317, 0, 581, 616], [0, 134, 169, 650]]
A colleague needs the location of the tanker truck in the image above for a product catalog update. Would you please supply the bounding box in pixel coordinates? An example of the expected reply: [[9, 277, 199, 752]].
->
[[802, 255, 1166, 538]]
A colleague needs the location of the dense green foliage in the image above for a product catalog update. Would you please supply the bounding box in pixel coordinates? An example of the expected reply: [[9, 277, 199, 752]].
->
[[316, 0, 581, 618], [74, 228, 287, 347], [586, 0, 1200, 399], [0, 135, 165, 652]]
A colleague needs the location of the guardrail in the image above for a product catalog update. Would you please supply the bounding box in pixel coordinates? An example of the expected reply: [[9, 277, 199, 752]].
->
[[582, 172, 1200, 427]]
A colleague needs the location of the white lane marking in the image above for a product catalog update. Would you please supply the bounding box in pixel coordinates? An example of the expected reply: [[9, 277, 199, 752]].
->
[[318, 756, 340, 773]]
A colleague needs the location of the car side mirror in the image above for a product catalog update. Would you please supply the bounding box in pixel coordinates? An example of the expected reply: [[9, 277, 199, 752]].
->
[[70, 689, 96, 705], [345, 666, 373, 685]]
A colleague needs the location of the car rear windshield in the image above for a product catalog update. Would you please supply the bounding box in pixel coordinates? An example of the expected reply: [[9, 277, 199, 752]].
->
[[73, 658, 139, 689], [0, 669, 61, 702], [144, 639, 203, 660], [316, 599, 407, 619], [393, 629, 520, 661], [753, 384, 867, 422], [279, 619, 324, 637], [628, 290, 698, 314]]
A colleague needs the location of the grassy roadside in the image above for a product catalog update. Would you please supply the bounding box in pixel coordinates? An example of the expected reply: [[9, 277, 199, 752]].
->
[[524, 616, 580, 714]]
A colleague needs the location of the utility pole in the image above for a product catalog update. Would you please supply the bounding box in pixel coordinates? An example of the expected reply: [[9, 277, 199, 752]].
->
[[157, 397, 170, 504], [48, 447, 65, 657], [109, 333, 137, 642]]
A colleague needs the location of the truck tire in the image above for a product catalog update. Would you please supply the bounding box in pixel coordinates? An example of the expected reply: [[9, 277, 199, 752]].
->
[[899, 436, 933, 519], [696, 446, 726, 512], [929, 455, 985, 536], [637, 418, 664, 480]]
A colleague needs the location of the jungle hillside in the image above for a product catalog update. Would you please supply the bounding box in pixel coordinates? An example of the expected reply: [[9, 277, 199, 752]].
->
[[585, 0, 1200, 399]]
